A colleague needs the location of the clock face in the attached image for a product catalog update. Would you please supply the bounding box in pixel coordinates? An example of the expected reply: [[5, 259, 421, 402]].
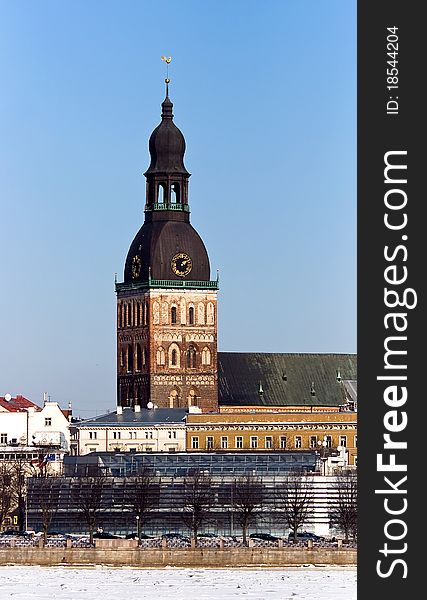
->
[[171, 252, 193, 277], [131, 255, 142, 279]]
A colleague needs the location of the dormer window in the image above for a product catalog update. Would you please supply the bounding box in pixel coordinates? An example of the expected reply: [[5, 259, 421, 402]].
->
[[45, 418, 52, 427]]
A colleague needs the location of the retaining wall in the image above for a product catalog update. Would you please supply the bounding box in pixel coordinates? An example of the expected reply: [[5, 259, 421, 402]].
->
[[0, 547, 357, 568]]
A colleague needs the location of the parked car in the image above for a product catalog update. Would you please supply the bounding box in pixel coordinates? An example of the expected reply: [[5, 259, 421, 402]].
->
[[162, 532, 186, 539], [125, 533, 153, 539], [249, 533, 279, 542], [198, 532, 218, 538], [93, 531, 122, 539], [288, 531, 324, 542]]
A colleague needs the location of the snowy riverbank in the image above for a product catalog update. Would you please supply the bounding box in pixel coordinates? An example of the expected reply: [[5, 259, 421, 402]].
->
[[0, 565, 356, 599]]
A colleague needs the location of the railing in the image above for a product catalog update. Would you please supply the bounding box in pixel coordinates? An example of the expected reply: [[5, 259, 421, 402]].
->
[[116, 279, 219, 292], [146, 203, 190, 212]]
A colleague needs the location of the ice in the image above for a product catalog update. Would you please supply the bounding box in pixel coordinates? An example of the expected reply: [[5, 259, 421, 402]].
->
[[0, 566, 356, 599]]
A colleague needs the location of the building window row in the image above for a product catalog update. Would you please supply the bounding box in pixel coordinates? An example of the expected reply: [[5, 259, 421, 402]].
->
[[120, 343, 148, 373], [157, 344, 211, 368], [188, 434, 355, 450], [152, 301, 215, 326], [118, 300, 148, 329]]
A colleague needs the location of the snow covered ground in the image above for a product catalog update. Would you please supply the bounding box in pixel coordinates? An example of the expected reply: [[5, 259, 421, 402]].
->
[[0, 566, 356, 599]]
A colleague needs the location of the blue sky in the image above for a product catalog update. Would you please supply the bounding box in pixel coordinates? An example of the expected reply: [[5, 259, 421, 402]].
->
[[0, 0, 356, 418]]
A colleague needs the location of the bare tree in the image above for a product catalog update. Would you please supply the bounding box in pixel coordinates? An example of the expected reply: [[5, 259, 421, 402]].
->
[[0, 464, 14, 529], [329, 469, 357, 541], [276, 470, 314, 541], [126, 468, 160, 543], [180, 469, 214, 544], [9, 457, 37, 532], [37, 476, 59, 542], [73, 476, 106, 545], [231, 474, 264, 545]]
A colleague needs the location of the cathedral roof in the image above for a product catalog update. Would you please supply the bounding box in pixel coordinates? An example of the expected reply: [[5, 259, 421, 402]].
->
[[218, 352, 357, 407]]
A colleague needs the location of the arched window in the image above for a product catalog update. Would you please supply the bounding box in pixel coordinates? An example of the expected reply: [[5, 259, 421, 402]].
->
[[157, 183, 166, 204], [127, 345, 133, 373], [139, 303, 143, 326], [171, 306, 177, 324], [142, 347, 147, 367], [198, 303, 205, 325], [153, 301, 160, 324], [187, 345, 197, 368], [202, 347, 211, 366], [189, 306, 195, 325], [136, 344, 142, 371], [125, 304, 129, 327], [207, 302, 215, 325], [171, 182, 180, 204], [168, 343, 180, 368], [169, 388, 180, 408], [188, 389, 198, 407], [156, 347, 165, 366], [120, 349, 125, 370], [117, 304, 122, 328]]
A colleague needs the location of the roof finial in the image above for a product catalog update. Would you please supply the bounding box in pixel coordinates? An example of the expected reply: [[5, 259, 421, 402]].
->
[[161, 55, 172, 97]]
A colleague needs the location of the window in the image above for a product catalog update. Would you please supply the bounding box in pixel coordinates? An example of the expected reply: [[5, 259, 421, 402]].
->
[[168, 430, 177, 439], [127, 345, 133, 372], [129, 431, 137, 439], [207, 302, 215, 324], [295, 436, 302, 449], [265, 436, 273, 449], [221, 436, 228, 449], [157, 347, 165, 366], [171, 349, 177, 366], [145, 431, 153, 439], [45, 418, 52, 427], [201, 347, 211, 366], [325, 435, 332, 448], [310, 436, 317, 449], [250, 436, 258, 449], [169, 344, 180, 368], [280, 436, 287, 449], [0, 434, 7, 444], [187, 345, 197, 368], [354, 456, 358, 466], [189, 306, 195, 325], [235, 436, 243, 449], [171, 306, 177, 324], [339, 435, 347, 447], [354, 435, 357, 447], [157, 182, 166, 204], [171, 182, 180, 203], [191, 436, 199, 449], [136, 344, 142, 371], [113, 432, 121, 440], [206, 436, 214, 450], [89, 431, 97, 440]]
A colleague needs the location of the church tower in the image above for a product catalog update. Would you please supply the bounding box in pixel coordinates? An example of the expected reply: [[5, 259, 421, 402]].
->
[[115, 81, 218, 412]]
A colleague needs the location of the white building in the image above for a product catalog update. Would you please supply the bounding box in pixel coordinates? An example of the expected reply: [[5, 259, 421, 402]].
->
[[0, 394, 71, 473], [75, 407, 187, 455]]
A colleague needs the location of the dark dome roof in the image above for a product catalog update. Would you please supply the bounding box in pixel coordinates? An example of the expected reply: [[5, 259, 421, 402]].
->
[[124, 220, 210, 283], [144, 96, 190, 175]]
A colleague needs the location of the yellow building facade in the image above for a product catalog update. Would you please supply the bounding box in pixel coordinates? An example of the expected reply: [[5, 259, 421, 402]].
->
[[186, 411, 357, 466]]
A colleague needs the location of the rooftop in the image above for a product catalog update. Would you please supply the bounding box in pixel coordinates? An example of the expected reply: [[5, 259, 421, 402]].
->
[[218, 352, 357, 407], [78, 407, 187, 427]]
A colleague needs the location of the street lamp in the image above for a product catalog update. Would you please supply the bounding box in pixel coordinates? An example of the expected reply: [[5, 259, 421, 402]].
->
[[136, 515, 140, 544]]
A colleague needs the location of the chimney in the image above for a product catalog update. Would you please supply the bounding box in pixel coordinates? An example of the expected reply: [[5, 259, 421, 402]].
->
[[117, 406, 123, 415], [43, 392, 49, 404], [134, 404, 141, 413]]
